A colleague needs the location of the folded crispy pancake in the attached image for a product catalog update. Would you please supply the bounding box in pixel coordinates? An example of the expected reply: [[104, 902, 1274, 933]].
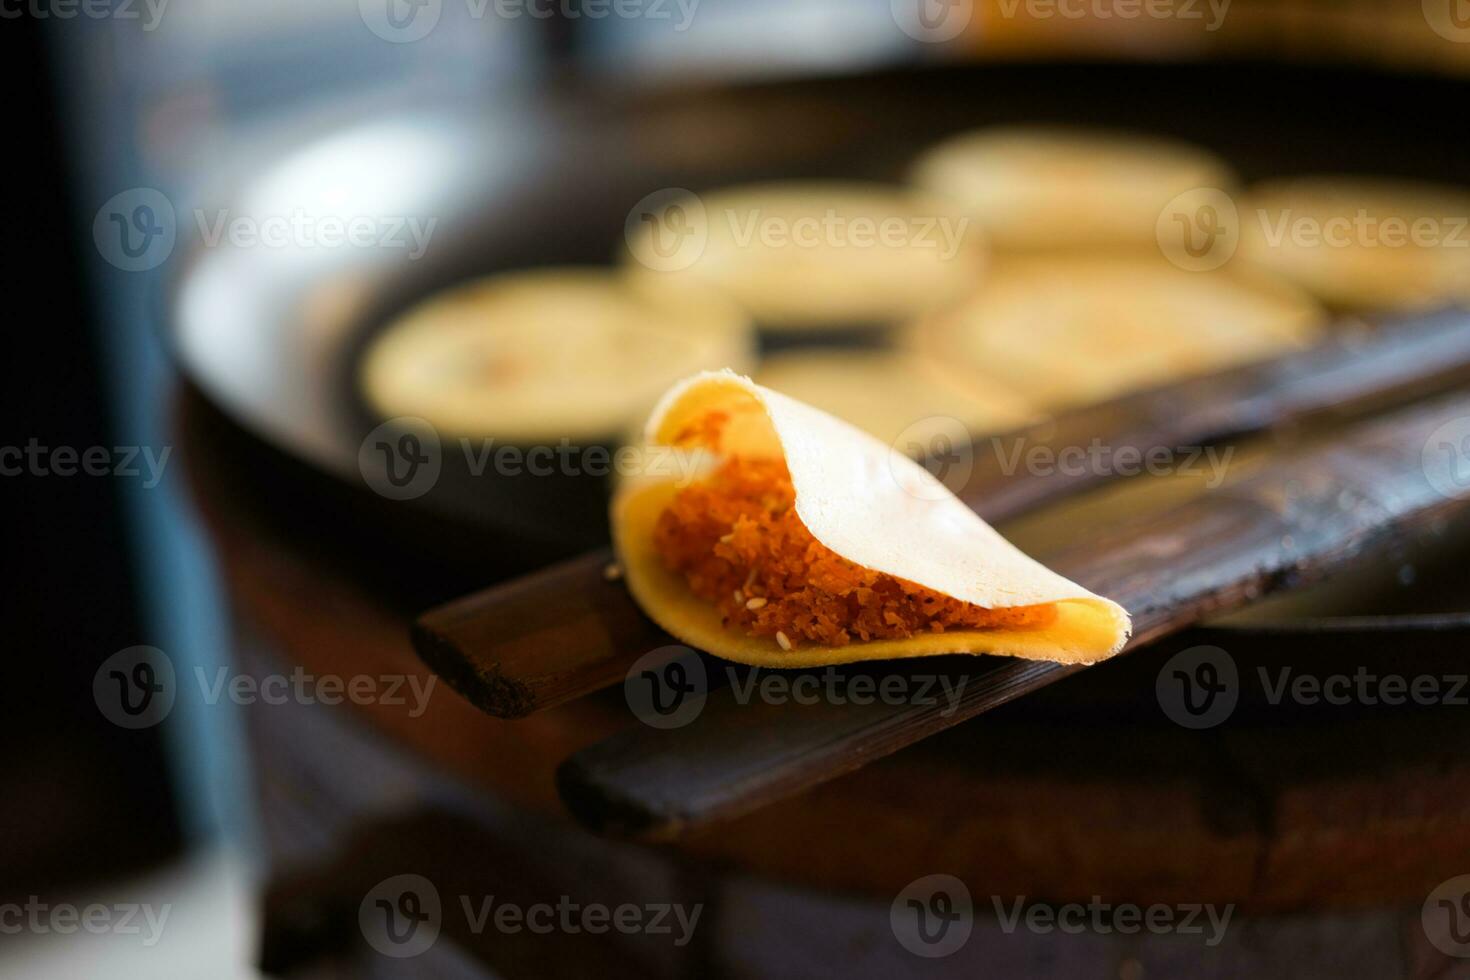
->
[[613, 371, 1131, 668]]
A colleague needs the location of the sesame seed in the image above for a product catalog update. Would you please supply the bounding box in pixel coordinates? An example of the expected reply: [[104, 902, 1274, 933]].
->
[[733, 590, 744, 605], [602, 563, 623, 582], [776, 631, 792, 651], [745, 597, 767, 610], [719, 533, 734, 544]]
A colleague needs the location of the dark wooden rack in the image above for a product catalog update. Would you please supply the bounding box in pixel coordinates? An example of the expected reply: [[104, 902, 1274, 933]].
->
[[415, 308, 1470, 719]]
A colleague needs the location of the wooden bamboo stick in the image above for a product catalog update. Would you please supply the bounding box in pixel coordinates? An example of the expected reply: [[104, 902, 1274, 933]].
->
[[556, 391, 1470, 838], [413, 308, 1470, 718]]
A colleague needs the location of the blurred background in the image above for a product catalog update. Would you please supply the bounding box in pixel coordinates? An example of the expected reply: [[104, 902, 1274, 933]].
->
[[3, 0, 1470, 976]]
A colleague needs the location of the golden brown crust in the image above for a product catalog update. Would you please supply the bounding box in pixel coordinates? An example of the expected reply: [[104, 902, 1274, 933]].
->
[[654, 458, 1056, 649]]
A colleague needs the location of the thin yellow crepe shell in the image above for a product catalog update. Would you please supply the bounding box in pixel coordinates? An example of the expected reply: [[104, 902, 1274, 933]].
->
[[612, 371, 1132, 668]]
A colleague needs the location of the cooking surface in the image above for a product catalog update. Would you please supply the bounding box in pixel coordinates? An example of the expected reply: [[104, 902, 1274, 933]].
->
[[171, 61, 1470, 560]]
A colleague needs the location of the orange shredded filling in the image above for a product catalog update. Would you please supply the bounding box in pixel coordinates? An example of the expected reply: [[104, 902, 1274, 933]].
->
[[653, 457, 1058, 649]]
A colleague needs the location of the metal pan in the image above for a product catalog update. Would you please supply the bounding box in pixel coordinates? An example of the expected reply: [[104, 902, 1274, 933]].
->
[[168, 59, 1470, 572]]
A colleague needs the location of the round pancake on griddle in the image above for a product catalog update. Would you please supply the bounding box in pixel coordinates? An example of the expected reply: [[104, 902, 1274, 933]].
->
[[1237, 176, 1470, 312], [910, 255, 1325, 410], [754, 348, 1033, 451], [624, 181, 986, 333], [909, 126, 1236, 251], [361, 268, 754, 442]]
